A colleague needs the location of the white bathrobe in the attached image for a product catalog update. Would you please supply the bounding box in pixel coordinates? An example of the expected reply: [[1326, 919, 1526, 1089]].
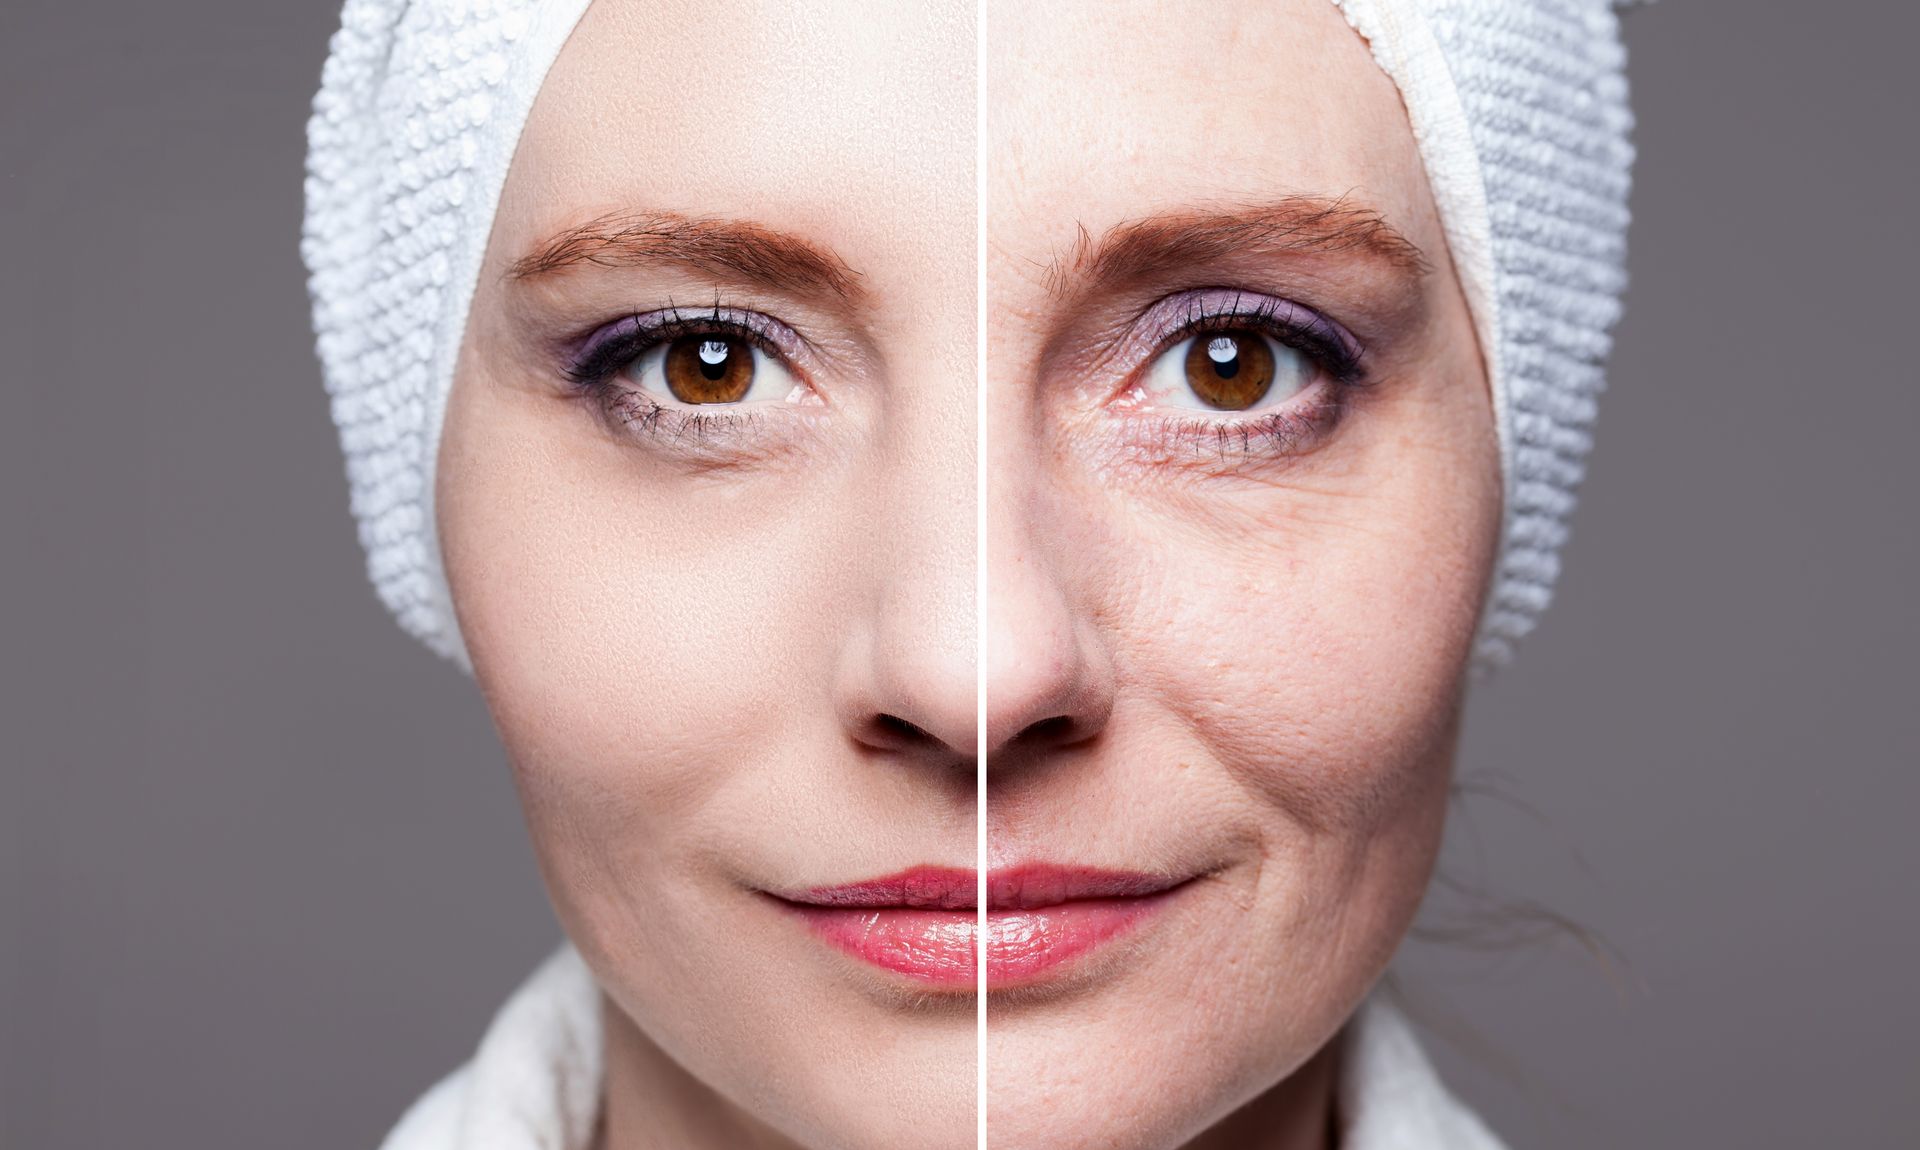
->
[[380, 947, 1506, 1149]]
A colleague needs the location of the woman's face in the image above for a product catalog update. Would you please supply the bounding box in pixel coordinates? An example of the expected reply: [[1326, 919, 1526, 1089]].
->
[[985, 1, 1499, 1147], [438, 2, 976, 1148], [441, 0, 1499, 1144]]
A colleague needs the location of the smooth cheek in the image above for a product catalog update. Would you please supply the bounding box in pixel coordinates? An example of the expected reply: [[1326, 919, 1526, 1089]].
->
[[436, 351, 855, 947], [436, 362, 938, 1141], [438, 322, 978, 1146]]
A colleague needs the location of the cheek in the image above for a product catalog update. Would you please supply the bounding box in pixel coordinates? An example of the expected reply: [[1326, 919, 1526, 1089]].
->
[[1083, 372, 1500, 835], [435, 363, 855, 871]]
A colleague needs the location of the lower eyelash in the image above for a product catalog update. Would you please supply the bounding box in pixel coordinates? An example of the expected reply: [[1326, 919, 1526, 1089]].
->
[[587, 380, 764, 443], [1133, 393, 1348, 463]]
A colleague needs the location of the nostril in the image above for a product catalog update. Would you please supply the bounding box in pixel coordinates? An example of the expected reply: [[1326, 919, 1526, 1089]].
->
[[1015, 714, 1078, 747], [865, 713, 938, 751]]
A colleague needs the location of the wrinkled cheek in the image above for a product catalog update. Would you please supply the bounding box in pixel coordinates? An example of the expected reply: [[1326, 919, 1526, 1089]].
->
[[1114, 508, 1480, 838]]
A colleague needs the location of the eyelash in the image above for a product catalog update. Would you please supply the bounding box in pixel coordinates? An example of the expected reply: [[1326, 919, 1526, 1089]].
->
[[563, 305, 801, 442], [1121, 291, 1368, 459], [559, 295, 1360, 462]]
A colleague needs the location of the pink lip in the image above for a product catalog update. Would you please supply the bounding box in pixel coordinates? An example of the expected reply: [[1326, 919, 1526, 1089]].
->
[[773, 864, 1186, 989]]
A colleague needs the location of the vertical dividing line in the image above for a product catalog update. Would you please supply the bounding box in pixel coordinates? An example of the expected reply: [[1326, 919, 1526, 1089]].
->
[[974, 2, 989, 1148]]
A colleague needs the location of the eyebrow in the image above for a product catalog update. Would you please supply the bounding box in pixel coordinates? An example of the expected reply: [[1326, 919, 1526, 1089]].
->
[[506, 210, 866, 304], [1044, 195, 1429, 299]]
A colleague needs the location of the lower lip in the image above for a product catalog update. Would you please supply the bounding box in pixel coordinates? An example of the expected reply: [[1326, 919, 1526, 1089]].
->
[[784, 895, 1169, 989]]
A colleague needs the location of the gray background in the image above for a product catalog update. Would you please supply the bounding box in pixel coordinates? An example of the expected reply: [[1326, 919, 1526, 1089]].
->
[[2, 1, 1914, 1146]]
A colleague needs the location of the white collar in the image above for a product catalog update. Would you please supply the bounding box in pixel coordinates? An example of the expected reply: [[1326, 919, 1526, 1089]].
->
[[381, 946, 1505, 1150], [1335, 987, 1509, 1150]]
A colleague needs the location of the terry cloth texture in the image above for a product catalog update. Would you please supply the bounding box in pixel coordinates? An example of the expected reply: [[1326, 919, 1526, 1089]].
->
[[1330, 0, 1638, 667], [379, 944, 1508, 1149], [305, 0, 1635, 673], [303, 0, 595, 672]]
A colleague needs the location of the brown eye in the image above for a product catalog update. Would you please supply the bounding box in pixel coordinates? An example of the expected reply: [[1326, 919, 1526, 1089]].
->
[[663, 335, 755, 404], [1181, 331, 1276, 410]]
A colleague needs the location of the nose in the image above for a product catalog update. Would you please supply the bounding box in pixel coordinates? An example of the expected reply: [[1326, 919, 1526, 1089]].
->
[[839, 539, 978, 766], [984, 464, 1114, 767], [833, 397, 978, 774]]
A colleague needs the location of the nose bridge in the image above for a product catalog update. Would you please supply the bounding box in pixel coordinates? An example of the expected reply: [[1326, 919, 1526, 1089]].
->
[[840, 369, 980, 759], [984, 428, 1115, 759]]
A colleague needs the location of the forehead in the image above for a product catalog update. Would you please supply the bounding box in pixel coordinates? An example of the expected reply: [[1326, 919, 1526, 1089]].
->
[[988, 0, 1437, 260], [497, 0, 973, 279]]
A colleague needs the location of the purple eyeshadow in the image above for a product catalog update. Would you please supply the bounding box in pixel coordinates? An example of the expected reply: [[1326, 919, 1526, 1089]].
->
[[1133, 288, 1366, 382]]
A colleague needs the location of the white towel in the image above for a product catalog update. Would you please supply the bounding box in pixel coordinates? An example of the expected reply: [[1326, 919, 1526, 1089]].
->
[[1330, 0, 1638, 667], [379, 945, 1507, 1149], [304, 0, 594, 671]]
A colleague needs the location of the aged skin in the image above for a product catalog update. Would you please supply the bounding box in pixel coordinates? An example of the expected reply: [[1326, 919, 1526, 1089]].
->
[[985, 1, 1501, 1148], [437, 3, 976, 1148]]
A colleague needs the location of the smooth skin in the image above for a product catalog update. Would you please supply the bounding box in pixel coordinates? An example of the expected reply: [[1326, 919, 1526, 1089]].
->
[[986, 2, 1501, 1148], [438, 2, 976, 1148]]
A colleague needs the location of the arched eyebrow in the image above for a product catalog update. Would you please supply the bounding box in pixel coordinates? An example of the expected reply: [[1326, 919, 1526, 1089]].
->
[[1044, 195, 1429, 300], [506, 210, 867, 305]]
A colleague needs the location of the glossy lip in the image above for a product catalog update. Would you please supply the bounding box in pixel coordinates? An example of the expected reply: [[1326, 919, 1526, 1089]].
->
[[771, 864, 1190, 990]]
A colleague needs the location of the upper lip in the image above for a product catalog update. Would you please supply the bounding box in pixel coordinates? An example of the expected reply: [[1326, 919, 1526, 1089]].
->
[[776, 864, 1187, 911]]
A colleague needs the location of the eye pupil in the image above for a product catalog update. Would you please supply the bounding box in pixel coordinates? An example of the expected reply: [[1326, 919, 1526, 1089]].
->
[[1205, 336, 1241, 378], [666, 335, 754, 402], [1183, 331, 1274, 410]]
